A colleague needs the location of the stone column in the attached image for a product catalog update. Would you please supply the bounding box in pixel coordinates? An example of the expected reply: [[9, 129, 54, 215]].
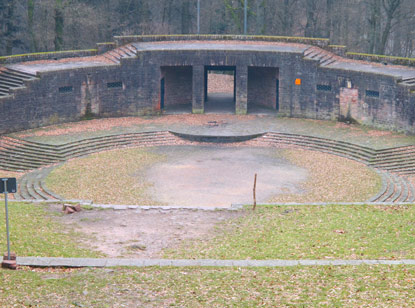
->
[[235, 65, 248, 115], [192, 65, 205, 114]]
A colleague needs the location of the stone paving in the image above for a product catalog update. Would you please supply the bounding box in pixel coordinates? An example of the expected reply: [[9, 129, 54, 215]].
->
[[16, 257, 415, 268]]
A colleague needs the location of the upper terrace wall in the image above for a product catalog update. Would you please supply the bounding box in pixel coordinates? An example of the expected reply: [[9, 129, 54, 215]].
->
[[0, 35, 415, 134]]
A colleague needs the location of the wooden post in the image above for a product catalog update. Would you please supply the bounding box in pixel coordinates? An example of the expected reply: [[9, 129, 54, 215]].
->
[[253, 173, 257, 210]]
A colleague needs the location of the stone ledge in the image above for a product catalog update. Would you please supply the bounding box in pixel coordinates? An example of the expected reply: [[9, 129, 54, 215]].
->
[[16, 257, 415, 268]]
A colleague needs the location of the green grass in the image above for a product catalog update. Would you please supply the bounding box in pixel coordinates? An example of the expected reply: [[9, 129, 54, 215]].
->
[[45, 148, 165, 205], [164, 205, 415, 260], [1, 265, 414, 307], [346, 51, 415, 61], [0, 202, 100, 258]]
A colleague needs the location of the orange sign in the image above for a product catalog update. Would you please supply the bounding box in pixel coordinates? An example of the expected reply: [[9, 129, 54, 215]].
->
[[295, 78, 302, 85]]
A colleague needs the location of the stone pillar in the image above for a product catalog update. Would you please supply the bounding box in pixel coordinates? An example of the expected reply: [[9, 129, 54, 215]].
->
[[146, 65, 161, 113], [235, 65, 248, 115], [192, 65, 205, 114]]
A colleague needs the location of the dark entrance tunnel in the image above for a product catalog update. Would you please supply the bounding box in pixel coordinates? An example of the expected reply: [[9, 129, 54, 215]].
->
[[204, 66, 236, 114]]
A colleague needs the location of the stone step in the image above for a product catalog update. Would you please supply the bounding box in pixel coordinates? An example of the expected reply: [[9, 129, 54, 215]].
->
[[377, 172, 395, 202], [407, 178, 415, 202], [113, 48, 130, 58], [118, 46, 135, 57], [0, 142, 62, 157], [397, 176, 409, 202], [1, 136, 59, 151], [0, 148, 61, 163], [320, 56, 334, 66], [395, 169, 415, 176], [375, 145, 415, 156], [57, 131, 172, 149], [0, 71, 26, 83], [262, 136, 372, 161], [0, 155, 57, 169], [57, 132, 175, 153], [103, 54, 119, 64], [124, 45, 138, 54], [5, 67, 37, 79], [17, 176, 31, 200], [372, 148, 415, 159], [64, 139, 177, 159], [107, 51, 121, 60], [26, 173, 43, 200], [367, 171, 388, 202], [0, 78, 22, 88], [0, 160, 42, 171], [376, 162, 415, 172], [387, 174, 403, 202], [370, 155, 415, 165], [266, 132, 376, 154]]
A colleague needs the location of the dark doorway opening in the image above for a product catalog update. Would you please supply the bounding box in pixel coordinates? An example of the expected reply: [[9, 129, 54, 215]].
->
[[247, 66, 279, 114], [160, 66, 193, 114], [160, 78, 165, 110], [204, 66, 236, 114]]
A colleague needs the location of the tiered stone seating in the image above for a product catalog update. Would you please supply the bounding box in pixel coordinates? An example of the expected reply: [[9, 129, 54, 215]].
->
[[251, 133, 415, 203], [1, 131, 414, 203]]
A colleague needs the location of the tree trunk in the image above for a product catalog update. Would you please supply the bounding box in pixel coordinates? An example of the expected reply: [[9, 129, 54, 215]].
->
[[368, 0, 381, 54], [27, 0, 38, 52], [377, 0, 402, 55], [304, 0, 318, 37], [5, 1, 16, 55], [54, 0, 64, 51]]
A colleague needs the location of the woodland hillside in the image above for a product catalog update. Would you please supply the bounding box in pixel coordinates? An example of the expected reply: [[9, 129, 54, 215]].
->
[[0, 0, 413, 58]]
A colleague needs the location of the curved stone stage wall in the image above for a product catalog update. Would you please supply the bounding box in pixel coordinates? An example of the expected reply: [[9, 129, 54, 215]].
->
[[1, 35, 415, 134]]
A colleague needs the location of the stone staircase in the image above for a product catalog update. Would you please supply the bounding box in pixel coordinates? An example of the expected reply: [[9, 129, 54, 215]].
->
[[0, 136, 63, 171], [369, 145, 415, 175], [250, 132, 415, 203], [398, 77, 415, 88], [303, 47, 338, 67], [0, 132, 181, 201], [15, 166, 63, 201], [102, 44, 138, 64], [1, 131, 414, 203], [367, 170, 415, 203], [0, 67, 38, 98]]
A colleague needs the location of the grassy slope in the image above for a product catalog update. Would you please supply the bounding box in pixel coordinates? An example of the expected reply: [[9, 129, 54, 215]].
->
[[1, 266, 414, 307], [45, 147, 381, 205], [164, 205, 415, 260], [0, 202, 100, 258], [270, 149, 381, 203], [45, 148, 164, 205]]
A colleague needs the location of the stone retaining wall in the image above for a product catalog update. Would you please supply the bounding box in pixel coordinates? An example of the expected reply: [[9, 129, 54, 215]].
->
[[1, 35, 415, 134]]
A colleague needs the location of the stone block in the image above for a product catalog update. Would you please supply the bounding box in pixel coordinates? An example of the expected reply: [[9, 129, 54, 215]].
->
[[1, 260, 17, 270]]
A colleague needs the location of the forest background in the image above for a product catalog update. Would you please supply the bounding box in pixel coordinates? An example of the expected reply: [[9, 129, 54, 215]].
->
[[0, 0, 413, 58]]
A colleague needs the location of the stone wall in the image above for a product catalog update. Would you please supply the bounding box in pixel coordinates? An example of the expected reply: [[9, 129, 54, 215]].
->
[[1, 38, 415, 134], [247, 67, 278, 110]]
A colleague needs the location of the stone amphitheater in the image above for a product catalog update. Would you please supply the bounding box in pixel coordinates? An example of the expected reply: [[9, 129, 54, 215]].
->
[[1, 35, 415, 205]]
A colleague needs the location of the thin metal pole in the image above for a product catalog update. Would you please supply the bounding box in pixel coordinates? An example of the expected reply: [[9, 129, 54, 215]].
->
[[244, 0, 247, 35], [3, 179, 10, 260], [197, 0, 200, 34]]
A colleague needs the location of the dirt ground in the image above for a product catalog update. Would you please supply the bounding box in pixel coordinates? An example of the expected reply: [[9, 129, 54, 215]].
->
[[49, 204, 245, 258], [147, 146, 307, 207]]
